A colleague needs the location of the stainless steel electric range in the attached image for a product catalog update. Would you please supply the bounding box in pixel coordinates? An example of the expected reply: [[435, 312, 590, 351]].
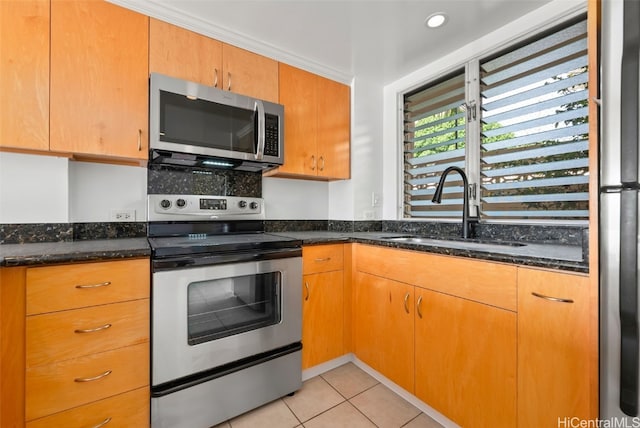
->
[[147, 194, 302, 428]]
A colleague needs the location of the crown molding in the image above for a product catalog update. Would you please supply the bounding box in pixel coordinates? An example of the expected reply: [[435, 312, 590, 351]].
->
[[107, 0, 354, 85]]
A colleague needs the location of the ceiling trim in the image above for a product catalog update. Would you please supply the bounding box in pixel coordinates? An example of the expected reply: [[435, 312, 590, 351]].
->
[[107, 0, 354, 85]]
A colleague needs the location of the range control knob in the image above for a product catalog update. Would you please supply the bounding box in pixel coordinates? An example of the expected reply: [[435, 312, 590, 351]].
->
[[249, 201, 259, 210], [238, 200, 247, 208], [160, 199, 171, 209], [176, 198, 186, 208]]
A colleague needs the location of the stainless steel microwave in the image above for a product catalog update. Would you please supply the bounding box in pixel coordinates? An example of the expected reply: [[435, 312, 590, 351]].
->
[[149, 73, 284, 171]]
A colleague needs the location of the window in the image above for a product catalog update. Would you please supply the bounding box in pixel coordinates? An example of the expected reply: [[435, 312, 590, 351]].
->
[[403, 17, 589, 222]]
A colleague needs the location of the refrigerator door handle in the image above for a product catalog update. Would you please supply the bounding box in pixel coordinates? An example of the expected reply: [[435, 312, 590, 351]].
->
[[619, 189, 639, 416]]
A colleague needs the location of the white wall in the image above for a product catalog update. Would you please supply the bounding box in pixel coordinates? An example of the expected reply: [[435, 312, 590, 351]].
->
[[0, 152, 69, 223], [381, 0, 586, 220], [68, 161, 147, 222], [263, 177, 329, 219]]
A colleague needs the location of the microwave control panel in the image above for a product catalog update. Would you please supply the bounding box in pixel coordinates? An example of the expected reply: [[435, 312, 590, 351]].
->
[[264, 114, 280, 157]]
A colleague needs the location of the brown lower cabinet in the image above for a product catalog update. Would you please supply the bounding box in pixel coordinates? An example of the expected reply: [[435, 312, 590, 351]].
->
[[1, 245, 596, 428], [0, 258, 150, 427]]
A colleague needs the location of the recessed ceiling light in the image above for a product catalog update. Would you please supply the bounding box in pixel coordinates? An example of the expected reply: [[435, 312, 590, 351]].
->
[[425, 12, 448, 29]]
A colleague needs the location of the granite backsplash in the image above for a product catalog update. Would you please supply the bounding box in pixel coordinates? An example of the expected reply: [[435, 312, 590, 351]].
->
[[147, 163, 262, 197]]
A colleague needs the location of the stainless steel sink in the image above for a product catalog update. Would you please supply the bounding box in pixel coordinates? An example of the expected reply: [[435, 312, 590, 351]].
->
[[383, 236, 527, 249]]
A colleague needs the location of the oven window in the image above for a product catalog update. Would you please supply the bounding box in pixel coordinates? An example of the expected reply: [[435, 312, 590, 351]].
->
[[187, 272, 281, 345]]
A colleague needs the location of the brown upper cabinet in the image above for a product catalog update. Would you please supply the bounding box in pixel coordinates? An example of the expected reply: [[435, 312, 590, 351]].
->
[[269, 63, 351, 180], [0, 0, 50, 152], [0, 0, 149, 162], [149, 19, 279, 103], [49, 0, 149, 161]]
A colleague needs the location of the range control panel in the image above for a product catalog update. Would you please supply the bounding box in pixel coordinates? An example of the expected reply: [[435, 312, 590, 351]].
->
[[148, 194, 264, 221]]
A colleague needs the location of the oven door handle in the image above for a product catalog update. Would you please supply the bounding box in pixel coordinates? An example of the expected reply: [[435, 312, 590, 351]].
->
[[152, 247, 302, 271], [255, 99, 265, 160]]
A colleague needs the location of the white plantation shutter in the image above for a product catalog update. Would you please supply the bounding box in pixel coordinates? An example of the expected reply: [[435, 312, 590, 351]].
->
[[401, 17, 589, 222], [479, 19, 589, 220], [403, 71, 466, 218]]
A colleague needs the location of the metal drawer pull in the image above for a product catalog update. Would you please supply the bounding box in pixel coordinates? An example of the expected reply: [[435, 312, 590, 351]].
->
[[91, 417, 112, 428], [311, 155, 316, 170], [74, 369, 112, 383], [531, 292, 574, 304], [75, 281, 111, 289], [304, 282, 310, 301], [137, 129, 142, 151], [417, 296, 423, 319], [227, 72, 231, 91], [314, 257, 331, 262], [319, 156, 325, 171], [213, 68, 218, 87], [404, 292, 410, 314], [74, 323, 112, 334]]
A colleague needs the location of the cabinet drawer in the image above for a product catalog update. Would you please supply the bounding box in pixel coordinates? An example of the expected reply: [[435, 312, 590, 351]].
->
[[26, 387, 149, 428], [27, 299, 149, 367], [303, 244, 344, 274], [355, 244, 517, 311], [26, 258, 150, 315], [26, 342, 149, 421]]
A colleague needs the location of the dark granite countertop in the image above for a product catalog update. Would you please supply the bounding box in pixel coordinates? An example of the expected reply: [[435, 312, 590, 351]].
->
[[272, 231, 588, 273], [0, 230, 587, 273], [0, 238, 150, 267]]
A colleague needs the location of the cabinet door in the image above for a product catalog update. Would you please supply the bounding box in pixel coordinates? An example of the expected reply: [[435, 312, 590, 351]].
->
[[0, 0, 49, 151], [50, 0, 148, 160], [518, 268, 591, 427], [317, 76, 350, 179], [302, 271, 344, 369], [353, 272, 414, 392], [277, 63, 318, 176], [149, 18, 222, 87], [415, 288, 516, 428], [222, 44, 278, 103]]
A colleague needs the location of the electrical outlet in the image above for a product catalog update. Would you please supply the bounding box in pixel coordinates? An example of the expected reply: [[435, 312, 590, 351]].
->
[[363, 210, 375, 220], [372, 192, 381, 207], [110, 209, 136, 222]]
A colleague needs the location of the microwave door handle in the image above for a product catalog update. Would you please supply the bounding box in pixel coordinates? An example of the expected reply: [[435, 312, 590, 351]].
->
[[255, 100, 265, 160]]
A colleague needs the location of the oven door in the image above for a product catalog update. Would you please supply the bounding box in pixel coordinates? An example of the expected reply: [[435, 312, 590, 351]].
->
[[152, 255, 301, 386]]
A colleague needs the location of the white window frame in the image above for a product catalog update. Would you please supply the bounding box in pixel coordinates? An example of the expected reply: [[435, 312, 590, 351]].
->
[[382, 0, 587, 223]]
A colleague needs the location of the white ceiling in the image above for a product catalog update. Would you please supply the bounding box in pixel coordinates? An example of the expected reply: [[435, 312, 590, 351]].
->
[[115, 0, 558, 85]]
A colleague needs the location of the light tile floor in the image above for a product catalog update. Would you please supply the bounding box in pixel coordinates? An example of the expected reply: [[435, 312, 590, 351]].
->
[[213, 362, 445, 428]]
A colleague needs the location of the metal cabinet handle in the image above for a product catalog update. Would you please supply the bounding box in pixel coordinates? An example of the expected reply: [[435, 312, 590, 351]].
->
[[404, 292, 410, 314], [137, 129, 142, 151], [75, 281, 111, 289], [74, 323, 112, 334], [311, 155, 316, 171], [319, 156, 325, 171], [417, 295, 423, 318], [214, 68, 219, 87], [74, 369, 112, 383], [227, 72, 231, 91], [304, 282, 310, 301], [91, 417, 112, 428], [531, 292, 574, 304], [314, 257, 331, 262]]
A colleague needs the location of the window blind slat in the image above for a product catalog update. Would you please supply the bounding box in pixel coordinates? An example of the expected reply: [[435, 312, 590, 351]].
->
[[483, 192, 589, 203], [482, 106, 588, 138], [482, 175, 589, 191], [482, 123, 589, 152], [482, 140, 588, 164]]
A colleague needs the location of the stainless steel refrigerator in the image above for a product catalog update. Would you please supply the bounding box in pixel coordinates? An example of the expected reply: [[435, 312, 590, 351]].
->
[[600, 0, 640, 421]]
